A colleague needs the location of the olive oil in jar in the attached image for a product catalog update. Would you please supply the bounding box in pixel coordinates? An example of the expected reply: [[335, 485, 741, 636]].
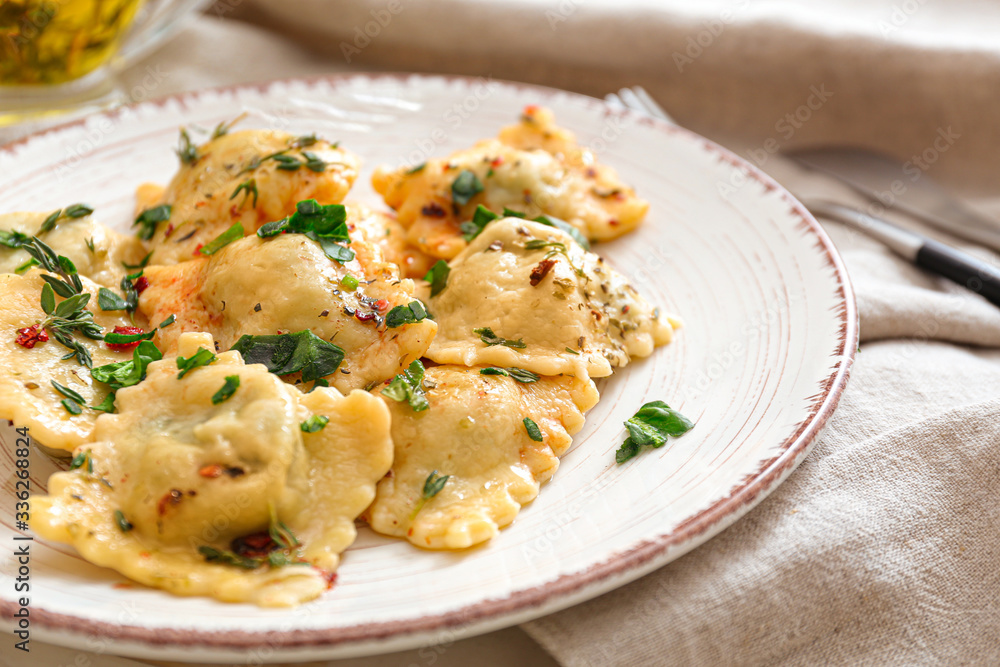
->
[[0, 0, 145, 85]]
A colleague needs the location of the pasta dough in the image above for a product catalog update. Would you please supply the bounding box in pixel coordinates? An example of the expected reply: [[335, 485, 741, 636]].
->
[[30, 332, 393, 607], [140, 129, 361, 264], [372, 106, 648, 259], [367, 365, 599, 549], [425, 218, 676, 379], [0, 270, 140, 452], [0, 211, 147, 288], [138, 232, 437, 392]]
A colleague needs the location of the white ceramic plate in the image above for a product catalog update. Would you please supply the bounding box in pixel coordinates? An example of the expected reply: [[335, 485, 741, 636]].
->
[[0, 74, 856, 662]]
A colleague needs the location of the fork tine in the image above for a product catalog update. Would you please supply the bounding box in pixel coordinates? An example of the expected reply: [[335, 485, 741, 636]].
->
[[631, 87, 674, 124], [613, 87, 675, 124]]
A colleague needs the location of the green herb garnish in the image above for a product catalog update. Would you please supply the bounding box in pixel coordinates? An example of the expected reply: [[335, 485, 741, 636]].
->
[[198, 222, 244, 256], [51, 379, 85, 405], [97, 287, 130, 311], [114, 509, 133, 532], [411, 470, 449, 518], [69, 450, 93, 472], [534, 215, 591, 250], [523, 417, 543, 441], [300, 415, 329, 433], [257, 200, 354, 263], [230, 178, 259, 209], [381, 359, 430, 412], [615, 400, 694, 464], [176, 347, 217, 378], [0, 229, 31, 249], [104, 329, 155, 345], [473, 327, 526, 349], [212, 375, 240, 404], [479, 367, 539, 383], [39, 203, 93, 234], [91, 341, 162, 390], [385, 301, 427, 328], [133, 205, 171, 242], [451, 169, 484, 206], [90, 392, 116, 413], [61, 398, 82, 415], [423, 260, 450, 297], [459, 205, 499, 241], [230, 329, 344, 382], [405, 162, 426, 174], [565, 347, 580, 355], [158, 314, 176, 328], [176, 128, 198, 165], [340, 274, 359, 291]]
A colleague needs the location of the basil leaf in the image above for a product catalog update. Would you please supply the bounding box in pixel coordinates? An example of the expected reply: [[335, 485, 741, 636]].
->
[[308, 232, 355, 264], [199, 222, 244, 256], [451, 169, 484, 206], [381, 359, 430, 412], [423, 260, 450, 297], [91, 341, 162, 390], [230, 329, 344, 382], [385, 301, 428, 328], [460, 205, 499, 242], [212, 375, 240, 404], [300, 415, 329, 433], [523, 417, 543, 442], [97, 287, 129, 311], [615, 401, 694, 464], [176, 347, 217, 378], [90, 392, 116, 413]]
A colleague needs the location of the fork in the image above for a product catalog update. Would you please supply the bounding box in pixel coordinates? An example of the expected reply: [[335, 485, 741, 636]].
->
[[605, 87, 675, 124]]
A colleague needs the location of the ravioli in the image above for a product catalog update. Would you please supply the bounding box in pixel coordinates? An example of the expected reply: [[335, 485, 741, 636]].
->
[[137, 232, 437, 392], [140, 129, 361, 264], [30, 332, 393, 607], [367, 365, 599, 549], [425, 218, 676, 379], [345, 203, 436, 279], [0, 212, 147, 287], [0, 271, 142, 451], [371, 106, 648, 259]]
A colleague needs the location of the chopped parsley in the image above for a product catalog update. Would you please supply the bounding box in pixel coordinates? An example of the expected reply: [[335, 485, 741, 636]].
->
[[133, 205, 171, 241], [212, 375, 240, 404], [198, 222, 244, 256], [300, 415, 329, 433], [176, 347, 217, 378], [158, 314, 176, 328], [90, 392, 116, 413], [198, 505, 305, 570], [523, 417, 543, 442], [503, 208, 591, 250], [91, 341, 162, 390], [423, 260, 450, 297], [473, 327, 525, 349], [385, 301, 428, 328], [615, 401, 694, 464], [104, 329, 155, 345], [451, 169, 484, 206], [340, 274, 359, 291], [122, 251, 152, 271], [381, 359, 430, 412], [230, 329, 344, 382], [479, 367, 539, 383], [460, 205, 499, 241]]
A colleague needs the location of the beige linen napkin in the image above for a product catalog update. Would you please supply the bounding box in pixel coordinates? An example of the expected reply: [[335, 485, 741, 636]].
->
[[8, 3, 1000, 664]]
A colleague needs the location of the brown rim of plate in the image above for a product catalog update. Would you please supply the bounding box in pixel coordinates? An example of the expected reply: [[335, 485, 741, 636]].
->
[[0, 72, 859, 652]]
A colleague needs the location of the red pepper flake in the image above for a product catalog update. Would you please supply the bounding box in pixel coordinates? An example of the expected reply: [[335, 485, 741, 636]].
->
[[229, 204, 240, 217], [355, 310, 376, 322], [15, 324, 48, 349], [523, 189, 533, 204], [608, 219, 620, 227], [133, 276, 149, 294], [112, 583, 132, 589], [195, 201, 207, 209], [199, 464, 223, 478], [193, 244, 204, 256], [231, 531, 277, 559], [323, 570, 338, 589], [156, 488, 184, 516], [529, 258, 557, 286], [164, 223, 174, 238], [521, 105, 539, 122], [421, 202, 447, 218], [491, 156, 504, 167], [105, 326, 145, 352], [373, 299, 389, 313], [622, 305, 630, 314]]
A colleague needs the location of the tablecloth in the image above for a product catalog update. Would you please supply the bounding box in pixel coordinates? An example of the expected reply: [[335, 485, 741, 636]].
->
[[5, 3, 1000, 665]]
